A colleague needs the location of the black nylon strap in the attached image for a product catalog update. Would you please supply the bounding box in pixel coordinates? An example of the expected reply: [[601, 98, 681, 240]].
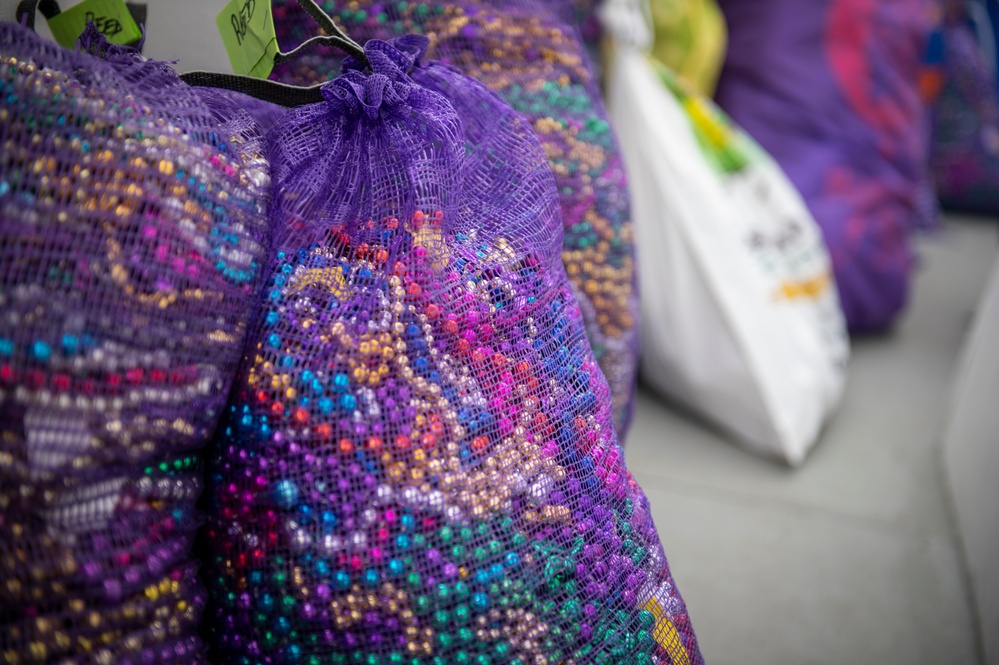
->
[[15, 0, 59, 29], [180, 70, 326, 107], [16, 0, 147, 49], [15, 0, 365, 108], [181, 0, 370, 108]]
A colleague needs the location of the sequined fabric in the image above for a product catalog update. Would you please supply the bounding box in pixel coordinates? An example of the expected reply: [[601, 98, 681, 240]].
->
[[202, 36, 701, 665], [0, 24, 271, 664], [270, 0, 640, 437]]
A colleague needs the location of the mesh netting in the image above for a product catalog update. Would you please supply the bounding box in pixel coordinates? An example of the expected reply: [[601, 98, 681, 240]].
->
[[269, 0, 640, 436], [202, 36, 700, 665], [0, 23, 272, 664]]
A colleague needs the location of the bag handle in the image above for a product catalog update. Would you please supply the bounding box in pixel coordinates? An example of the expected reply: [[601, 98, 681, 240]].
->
[[16, 0, 146, 46], [16, 0, 367, 107], [179, 0, 369, 107], [16, 0, 63, 30]]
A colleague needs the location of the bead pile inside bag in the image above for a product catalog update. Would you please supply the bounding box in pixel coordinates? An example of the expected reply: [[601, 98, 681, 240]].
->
[[202, 37, 701, 665]]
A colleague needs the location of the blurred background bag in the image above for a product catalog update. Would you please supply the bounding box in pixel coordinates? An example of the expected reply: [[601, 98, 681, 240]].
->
[[647, 0, 727, 96], [604, 0, 849, 465], [930, 0, 999, 214], [714, 0, 937, 333]]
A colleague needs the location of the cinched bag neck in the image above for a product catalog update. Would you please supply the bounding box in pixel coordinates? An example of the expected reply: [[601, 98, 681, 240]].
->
[[323, 35, 430, 118]]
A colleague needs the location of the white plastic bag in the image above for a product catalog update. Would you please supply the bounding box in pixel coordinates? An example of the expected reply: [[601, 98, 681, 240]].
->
[[603, 11, 850, 465]]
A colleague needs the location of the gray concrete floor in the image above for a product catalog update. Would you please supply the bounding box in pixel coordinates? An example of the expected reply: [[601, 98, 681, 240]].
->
[[625, 216, 999, 665]]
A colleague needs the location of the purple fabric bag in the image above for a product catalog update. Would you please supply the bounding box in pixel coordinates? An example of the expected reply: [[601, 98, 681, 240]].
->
[[269, 0, 640, 436], [202, 36, 701, 665], [716, 0, 936, 332], [0, 23, 272, 664], [931, 3, 999, 214]]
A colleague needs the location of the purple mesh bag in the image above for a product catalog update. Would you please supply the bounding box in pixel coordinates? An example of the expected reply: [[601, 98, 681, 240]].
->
[[268, 0, 640, 436], [715, 0, 936, 332], [0, 22, 271, 664], [202, 36, 701, 665], [930, 3, 999, 214]]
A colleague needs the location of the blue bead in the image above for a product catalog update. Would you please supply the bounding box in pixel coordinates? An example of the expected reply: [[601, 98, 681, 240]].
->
[[60, 335, 79, 355], [333, 373, 349, 391], [0, 338, 13, 357], [31, 340, 51, 362], [272, 480, 299, 509]]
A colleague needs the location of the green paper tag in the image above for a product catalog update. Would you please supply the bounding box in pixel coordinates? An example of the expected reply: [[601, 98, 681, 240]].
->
[[47, 0, 143, 48], [217, 0, 278, 79]]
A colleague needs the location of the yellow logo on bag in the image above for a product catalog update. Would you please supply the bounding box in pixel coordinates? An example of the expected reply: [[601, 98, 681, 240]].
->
[[776, 271, 832, 301]]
